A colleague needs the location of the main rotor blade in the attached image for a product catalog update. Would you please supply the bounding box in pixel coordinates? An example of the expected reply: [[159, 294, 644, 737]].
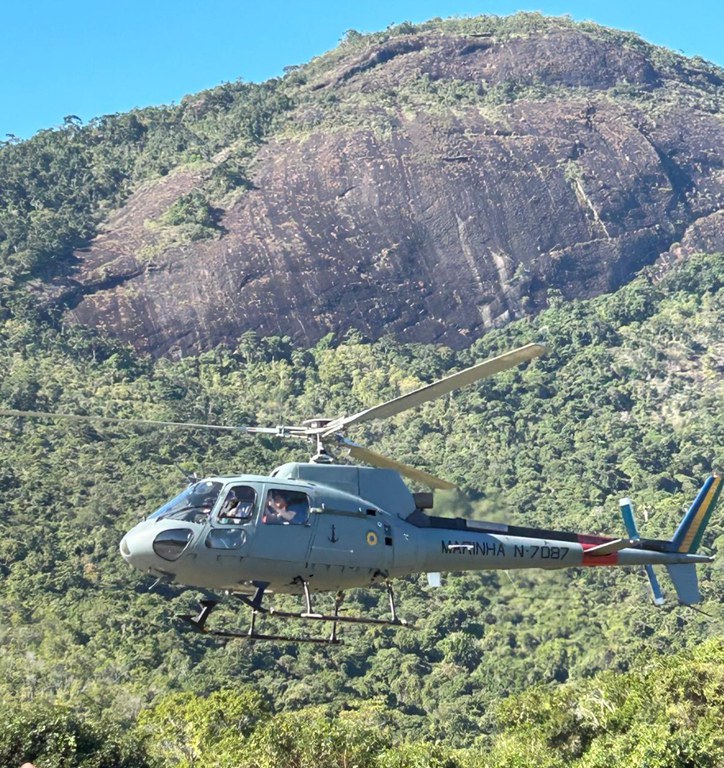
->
[[339, 438, 456, 490], [0, 408, 285, 434], [322, 343, 546, 435]]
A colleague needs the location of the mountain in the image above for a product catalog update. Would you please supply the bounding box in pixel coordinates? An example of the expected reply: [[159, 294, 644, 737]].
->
[[2, 14, 722, 357]]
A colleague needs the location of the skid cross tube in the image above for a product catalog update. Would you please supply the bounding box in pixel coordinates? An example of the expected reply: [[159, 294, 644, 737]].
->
[[387, 582, 399, 622], [179, 596, 341, 644], [177, 599, 219, 631], [265, 581, 414, 628], [179, 582, 415, 643]]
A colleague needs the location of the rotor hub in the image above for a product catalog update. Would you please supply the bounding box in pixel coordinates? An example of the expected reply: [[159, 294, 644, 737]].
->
[[310, 447, 335, 464]]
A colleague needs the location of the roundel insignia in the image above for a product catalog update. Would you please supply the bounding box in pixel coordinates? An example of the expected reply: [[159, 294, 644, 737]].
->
[[366, 531, 378, 546]]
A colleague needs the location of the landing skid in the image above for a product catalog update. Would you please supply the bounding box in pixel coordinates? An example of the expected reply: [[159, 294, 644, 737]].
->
[[176, 582, 414, 644]]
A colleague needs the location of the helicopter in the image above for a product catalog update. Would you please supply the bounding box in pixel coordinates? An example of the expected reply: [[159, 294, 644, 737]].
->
[[1, 343, 720, 644]]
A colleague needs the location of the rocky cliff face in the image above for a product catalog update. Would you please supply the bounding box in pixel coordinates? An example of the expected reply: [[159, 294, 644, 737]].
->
[[63, 18, 724, 356]]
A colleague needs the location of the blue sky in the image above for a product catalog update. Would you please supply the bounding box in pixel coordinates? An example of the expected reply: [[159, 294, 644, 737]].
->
[[1, 0, 721, 140]]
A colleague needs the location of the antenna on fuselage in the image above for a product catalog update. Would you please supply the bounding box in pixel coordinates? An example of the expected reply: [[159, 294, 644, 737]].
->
[[174, 463, 200, 485]]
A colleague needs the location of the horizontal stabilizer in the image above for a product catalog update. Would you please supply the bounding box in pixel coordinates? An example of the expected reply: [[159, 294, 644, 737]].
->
[[666, 563, 702, 605], [585, 537, 639, 556]]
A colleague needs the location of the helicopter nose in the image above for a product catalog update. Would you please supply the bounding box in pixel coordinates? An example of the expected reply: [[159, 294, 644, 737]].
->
[[119, 523, 159, 572], [120, 521, 196, 573]]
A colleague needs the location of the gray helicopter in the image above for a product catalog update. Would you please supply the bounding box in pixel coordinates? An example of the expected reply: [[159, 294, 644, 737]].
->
[[2, 343, 720, 643]]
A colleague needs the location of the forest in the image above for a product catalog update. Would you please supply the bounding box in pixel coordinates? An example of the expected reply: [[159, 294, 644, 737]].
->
[[0, 252, 722, 766]]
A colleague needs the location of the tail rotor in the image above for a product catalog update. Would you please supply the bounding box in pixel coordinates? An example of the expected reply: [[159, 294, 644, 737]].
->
[[619, 497, 665, 606]]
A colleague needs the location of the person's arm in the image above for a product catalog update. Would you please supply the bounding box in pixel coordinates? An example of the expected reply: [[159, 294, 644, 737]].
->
[[264, 500, 279, 523]]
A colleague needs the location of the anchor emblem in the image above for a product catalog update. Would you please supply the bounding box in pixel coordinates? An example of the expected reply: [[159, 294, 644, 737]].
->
[[328, 525, 339, 544]]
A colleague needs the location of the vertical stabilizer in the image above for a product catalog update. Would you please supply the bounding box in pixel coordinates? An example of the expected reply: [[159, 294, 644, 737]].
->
[[671, 474, 722, 554]]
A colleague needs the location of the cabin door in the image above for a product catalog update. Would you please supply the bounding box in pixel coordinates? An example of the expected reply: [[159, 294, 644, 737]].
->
[[248, 486, 315, 564]]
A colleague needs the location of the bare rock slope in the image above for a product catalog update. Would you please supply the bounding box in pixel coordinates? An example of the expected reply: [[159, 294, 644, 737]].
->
[[66, 19, 724, 356]]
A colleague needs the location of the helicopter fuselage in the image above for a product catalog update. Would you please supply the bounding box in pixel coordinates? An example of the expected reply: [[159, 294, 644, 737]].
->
[[120, 465, 710, 597]]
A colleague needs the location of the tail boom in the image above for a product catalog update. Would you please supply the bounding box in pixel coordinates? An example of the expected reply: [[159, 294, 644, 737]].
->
[[402, 475, 719, 604]]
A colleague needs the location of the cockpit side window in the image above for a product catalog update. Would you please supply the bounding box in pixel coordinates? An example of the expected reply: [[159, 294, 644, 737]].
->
[[263, 489, 310, 525], [216, 485, 257, 525]]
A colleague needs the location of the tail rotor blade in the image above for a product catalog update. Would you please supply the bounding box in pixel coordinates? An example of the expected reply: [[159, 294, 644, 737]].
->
[[619, 498, 640, 539], [621, 496, 665, 606], [645, 564, 665, 606]]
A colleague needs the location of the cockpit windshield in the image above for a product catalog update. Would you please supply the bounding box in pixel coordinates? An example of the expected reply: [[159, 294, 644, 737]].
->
[[150, 480, 223, 522]]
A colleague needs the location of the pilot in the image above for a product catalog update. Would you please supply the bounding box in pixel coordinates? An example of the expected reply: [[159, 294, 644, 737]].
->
[[219, 487, 255, 522], [235, 487, 256, 518], [219, 494, 241, 522], [191, 481, 219, 510]]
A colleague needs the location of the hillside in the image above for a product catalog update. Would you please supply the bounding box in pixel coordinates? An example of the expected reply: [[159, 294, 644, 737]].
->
[[0, 253, 722, 763], [1, 14, 723, 356]]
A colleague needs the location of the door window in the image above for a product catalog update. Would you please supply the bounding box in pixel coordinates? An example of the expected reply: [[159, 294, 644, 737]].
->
[[205, 528, 246, 550], [216, 485, 257, 525], [263, 489, 310, 525]]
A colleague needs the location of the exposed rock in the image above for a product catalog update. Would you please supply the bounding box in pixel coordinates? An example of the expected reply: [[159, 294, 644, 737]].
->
[[319, 29, 661, 92], [650, 211, 724, 281], [64, 22, 724, 356]]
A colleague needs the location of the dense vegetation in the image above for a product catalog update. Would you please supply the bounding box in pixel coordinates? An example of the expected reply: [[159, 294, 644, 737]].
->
[[5, 639, 724, 767], [0, 81, 290, 281], [1, 253, 722, 765]]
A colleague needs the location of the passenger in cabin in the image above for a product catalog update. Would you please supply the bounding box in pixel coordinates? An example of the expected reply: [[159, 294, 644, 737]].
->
[[286, 496, 309, 524], [264, 491, 309, 525], [265, 492, 295, 524]]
